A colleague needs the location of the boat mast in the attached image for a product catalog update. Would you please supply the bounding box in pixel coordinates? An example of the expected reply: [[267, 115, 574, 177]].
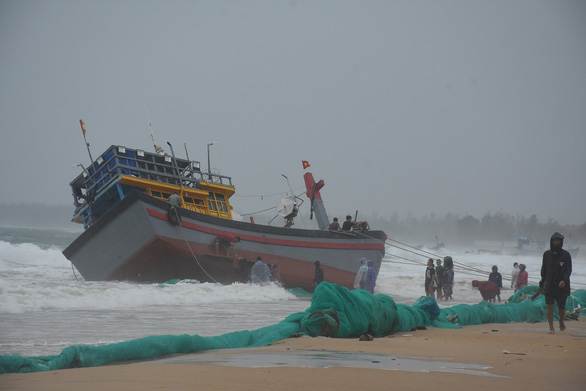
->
[[166, 142, 183, 187], [79, 120, 94, 164], [303, 172, 330, 230]]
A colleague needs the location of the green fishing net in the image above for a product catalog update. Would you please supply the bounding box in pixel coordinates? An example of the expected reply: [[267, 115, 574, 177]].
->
[[1, 282, 584, 374]]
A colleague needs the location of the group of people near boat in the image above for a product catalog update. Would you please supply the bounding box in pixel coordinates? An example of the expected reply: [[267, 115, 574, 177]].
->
[[424, 257, 455, 301], [245, 256, 281, 285], [242, 256, 327, 290], [352, 258, 378, 294], [244, 254, 379, 295], [471, 232, 572, 334], [245, 231, 573, 334]]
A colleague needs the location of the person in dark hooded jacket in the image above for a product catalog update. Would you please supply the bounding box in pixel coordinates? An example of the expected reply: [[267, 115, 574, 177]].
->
[[313, 260, 324, 287], [538, 232, 572, 334]]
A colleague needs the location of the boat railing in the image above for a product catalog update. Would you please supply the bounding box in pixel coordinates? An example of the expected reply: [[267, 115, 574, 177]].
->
[[71, 145, 233, 209]]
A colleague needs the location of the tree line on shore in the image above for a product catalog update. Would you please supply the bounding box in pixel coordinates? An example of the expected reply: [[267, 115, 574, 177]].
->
[[360, 211, 586, 247]]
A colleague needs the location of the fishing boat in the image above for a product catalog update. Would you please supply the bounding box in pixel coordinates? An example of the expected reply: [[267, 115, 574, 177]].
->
[[63, 143, 386, 291]]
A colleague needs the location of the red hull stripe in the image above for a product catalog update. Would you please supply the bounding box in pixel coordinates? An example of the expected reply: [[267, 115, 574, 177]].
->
[[147, 208, 384, 251]]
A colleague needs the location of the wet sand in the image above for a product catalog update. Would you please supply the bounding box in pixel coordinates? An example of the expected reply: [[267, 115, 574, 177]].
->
[[2, 320, 585, 390]]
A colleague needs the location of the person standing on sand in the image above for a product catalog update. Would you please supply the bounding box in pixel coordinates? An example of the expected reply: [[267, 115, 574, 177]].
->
[[442, 256, 454, 301], [511, 262, 519, 289], [538, 232, 572, 334], [516, 264, 528, 290], [435, 259, 444, 300], [425, 259, 436, 297], [488, 265, 503, 302]]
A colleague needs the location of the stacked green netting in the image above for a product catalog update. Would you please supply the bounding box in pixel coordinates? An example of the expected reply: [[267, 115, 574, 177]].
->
[[0, 312, 305, 374], [1, 282, 585, 374]]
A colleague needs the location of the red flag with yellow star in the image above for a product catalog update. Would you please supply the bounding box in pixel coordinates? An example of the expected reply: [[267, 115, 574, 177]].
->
[[302, 160, 310, 170]]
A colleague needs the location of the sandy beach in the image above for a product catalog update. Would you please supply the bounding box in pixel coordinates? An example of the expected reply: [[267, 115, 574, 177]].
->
[[2, 320, 585, 391]]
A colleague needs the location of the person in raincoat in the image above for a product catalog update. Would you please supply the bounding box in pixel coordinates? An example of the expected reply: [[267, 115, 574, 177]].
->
[[442, 256, 454, 301], [516, 264, 528, 291], [488, 265, 503, 302], [365, 259, 377, 294], [353, 258, 368, 289], [472, 280, 498, 302], [251, 257, 271, 285], [538, 232, 572, 334]]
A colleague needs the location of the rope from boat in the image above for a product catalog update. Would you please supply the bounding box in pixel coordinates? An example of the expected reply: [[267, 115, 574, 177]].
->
[[169, 204, 219, 284], [386, 238, 495, 278], [351, 230, 553, 286], [382, 237, 586, 287], [385, 237, 545, 284], [71, 262, 80, 281], [239, 191, 307, 217], [240, 206, 277, 217], [233, 186, 305, 199]]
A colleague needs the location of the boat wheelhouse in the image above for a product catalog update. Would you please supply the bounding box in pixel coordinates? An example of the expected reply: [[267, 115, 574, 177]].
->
[[70, 145, 234, 228]]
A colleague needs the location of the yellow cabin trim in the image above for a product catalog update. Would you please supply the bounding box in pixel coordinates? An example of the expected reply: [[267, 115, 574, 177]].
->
[[118, 175, 233, 219], [197, 181, 236, 198]]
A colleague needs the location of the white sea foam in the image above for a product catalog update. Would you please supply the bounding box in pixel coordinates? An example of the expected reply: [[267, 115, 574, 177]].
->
[[0, 239, 583, 313], [0, 240, 298, 314], [0, 241, 69, 270]]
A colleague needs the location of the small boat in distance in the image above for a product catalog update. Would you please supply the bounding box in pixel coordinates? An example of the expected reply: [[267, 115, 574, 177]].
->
[[63, 144, 386, 291], [515, 236, 579, 258]]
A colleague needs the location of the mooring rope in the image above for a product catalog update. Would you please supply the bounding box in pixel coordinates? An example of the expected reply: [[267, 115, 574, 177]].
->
[[352, 230, 552, 285], [71, 262, 80, 281], [169, 204, 219, 284]]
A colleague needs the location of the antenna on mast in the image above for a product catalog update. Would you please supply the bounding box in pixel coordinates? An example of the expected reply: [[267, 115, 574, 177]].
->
[[143, 103, 164, 154], [184, 142, 190, 160]]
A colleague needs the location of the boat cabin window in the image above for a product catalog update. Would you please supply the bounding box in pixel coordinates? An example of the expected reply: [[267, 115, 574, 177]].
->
[[151, 191, 162, 198], [215, 193, 228, 213], [207, 194, 218, 211]]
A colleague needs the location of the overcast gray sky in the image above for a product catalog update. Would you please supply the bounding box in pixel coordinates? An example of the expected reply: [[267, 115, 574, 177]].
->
[[1, 0, 585, 225]]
